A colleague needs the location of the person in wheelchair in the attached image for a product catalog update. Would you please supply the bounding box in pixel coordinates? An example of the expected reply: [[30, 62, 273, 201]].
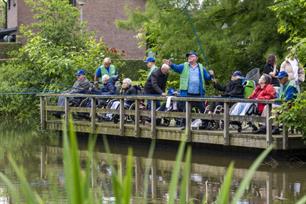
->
[[230, 74, 276, 132], [57, 69, 91, 107], [101, 74, 116, 95]]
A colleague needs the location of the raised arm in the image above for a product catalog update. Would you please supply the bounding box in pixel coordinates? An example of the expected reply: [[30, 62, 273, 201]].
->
[[170, 63, 184, 74]]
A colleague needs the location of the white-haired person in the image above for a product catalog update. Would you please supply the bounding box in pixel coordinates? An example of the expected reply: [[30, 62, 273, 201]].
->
[[101, 74, 116, 95], [94, 57, 119, 88], [119, 78, 139, 107]]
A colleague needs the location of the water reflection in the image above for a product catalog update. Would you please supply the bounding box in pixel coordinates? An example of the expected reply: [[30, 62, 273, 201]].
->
[[0, 125, 306, 203]]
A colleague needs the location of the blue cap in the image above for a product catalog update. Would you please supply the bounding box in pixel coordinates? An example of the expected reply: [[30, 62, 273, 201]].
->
[[167, 88, 175, 96], [144, 57, 155, 63], [75, 69, 85, 76], [186, 51, 198, 58], [232, 71, 242, 77], [276, 71, 289, 79]]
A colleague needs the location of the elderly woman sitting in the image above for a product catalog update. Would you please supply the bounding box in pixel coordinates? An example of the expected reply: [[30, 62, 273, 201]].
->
[[101, 74, 116, 95], [231, 74, 276, 116], [120, 78, 139, 106], [230, 74, 276, 132]]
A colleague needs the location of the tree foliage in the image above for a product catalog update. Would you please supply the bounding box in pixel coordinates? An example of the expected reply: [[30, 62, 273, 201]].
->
[[0, 0, 120, 121], [117, 0, 288, 80], [271, 0, 306, 65]]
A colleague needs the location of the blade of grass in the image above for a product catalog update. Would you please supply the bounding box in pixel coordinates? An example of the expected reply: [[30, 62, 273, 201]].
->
[[0, 171, 21, 203], [7, 154, 43, 204], [297, 195, 306, 204], [179, 146, 192, 204], [215, 162, 235, 204], [167, 134, 187, 204], [142, 140, 156, 204], [122, 148, 133, 204], [231, 145, 273, 204]]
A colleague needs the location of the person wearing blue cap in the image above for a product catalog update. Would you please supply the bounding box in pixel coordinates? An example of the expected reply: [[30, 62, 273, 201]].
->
[[144, 57, 158, 79], [276, 71, 298, 102], [70, 69, 91, 94]]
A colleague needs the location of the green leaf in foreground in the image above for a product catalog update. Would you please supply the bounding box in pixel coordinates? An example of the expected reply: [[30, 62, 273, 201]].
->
[[231, 145, 274, 204]]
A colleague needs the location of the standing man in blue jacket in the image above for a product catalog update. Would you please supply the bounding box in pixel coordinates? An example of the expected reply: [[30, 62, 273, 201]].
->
[[165, 51, 214, 126]]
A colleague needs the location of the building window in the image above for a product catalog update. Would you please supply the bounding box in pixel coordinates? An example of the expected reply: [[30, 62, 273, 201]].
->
[[8, 0, 11, 10]]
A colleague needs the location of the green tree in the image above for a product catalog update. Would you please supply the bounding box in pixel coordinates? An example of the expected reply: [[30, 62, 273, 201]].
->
[[0, 0, 120, 121], [117, 0, 287, 80], [271, 0, 306, 65]]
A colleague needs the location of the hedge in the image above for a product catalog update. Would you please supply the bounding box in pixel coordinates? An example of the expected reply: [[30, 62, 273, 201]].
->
[[117, 59, 146, 80], [0, 43, 22, 59]]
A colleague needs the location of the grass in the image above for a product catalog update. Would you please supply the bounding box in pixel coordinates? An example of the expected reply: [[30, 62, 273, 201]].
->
[[0, 119, 306, 203]]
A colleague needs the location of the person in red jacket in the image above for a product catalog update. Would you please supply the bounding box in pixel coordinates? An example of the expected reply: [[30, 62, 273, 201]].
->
[[249, 74, 276, 114]]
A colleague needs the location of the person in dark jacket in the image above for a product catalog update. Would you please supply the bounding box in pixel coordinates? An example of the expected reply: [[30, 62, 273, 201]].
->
[[213, 71, 244, 98], [120, 78, 138, 106], [101, 74, 116, 95], [144, 64, 170, 109], [263, 54, 280, 87]]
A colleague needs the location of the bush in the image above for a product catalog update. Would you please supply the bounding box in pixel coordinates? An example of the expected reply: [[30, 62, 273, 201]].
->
[[277, 91, 306, 138], [0, 43, 22, 59], [117, 59, 146, 81]]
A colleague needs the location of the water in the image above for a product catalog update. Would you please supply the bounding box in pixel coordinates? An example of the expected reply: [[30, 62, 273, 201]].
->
[[0, 123, 306, 203]]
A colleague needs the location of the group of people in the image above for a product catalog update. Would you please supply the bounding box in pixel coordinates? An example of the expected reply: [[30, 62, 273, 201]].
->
[[63, 51, 304, 132]]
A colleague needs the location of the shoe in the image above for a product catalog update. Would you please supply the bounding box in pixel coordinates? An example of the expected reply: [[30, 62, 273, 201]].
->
[[272, 127, 281, 135], [254, 126, 266, 134]]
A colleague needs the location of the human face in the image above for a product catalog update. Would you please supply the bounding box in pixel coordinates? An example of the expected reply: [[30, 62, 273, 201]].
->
[[161, 64, 170, 74], [122, 81, 129, 89], [278, 77, 288, 85], [188, 55, 198, 64], [103, 62, 111, 68], [258, 76, 266, 88], [146, 62, 154, 68]]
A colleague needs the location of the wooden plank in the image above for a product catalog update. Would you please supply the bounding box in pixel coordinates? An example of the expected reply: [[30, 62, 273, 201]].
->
[[266, 104, 272, 146], [91, 97, 96, 134], [134, 100, 140, 137], [223, 102, 230, 145], [40, 97, 46, 130], [185, 101, 191, 142], [151, 100, 157, 139], [119, 99, 124, 136]]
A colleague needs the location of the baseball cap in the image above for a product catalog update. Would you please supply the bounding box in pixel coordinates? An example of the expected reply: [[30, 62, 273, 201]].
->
[[276, 71, 289, 79], [186, 51, 198, 58], [75, 69, 85, 76], [144, 57, 155, 63], [232, 71, 242, 77]]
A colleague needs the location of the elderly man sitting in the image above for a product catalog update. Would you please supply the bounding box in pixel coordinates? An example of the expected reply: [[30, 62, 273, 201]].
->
[[57, 69, 91, 107]]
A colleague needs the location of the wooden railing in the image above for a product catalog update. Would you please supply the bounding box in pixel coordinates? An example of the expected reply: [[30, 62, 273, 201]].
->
[[38, 94, 289, 149]]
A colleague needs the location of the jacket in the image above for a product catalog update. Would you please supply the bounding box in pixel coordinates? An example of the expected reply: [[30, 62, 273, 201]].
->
[[213, 78, 244, 98], [144, 68, 168, 95], [279, 80, 298, 102], [170, 62, 211, 96], [101, 81, 116, 95], [249, 84, 276, 113], [263, 63, 280, 86], [69, 78, 91, 94]]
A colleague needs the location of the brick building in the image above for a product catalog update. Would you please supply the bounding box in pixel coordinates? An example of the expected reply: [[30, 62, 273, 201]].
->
[[3, 0, 145, 59]]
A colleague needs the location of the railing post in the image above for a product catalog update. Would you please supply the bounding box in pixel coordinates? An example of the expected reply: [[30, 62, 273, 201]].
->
[[185, 101, 191, 142], [91, 97, 96, 134], [266, 103, 272, 146], [151, 100, 157, 139], [223, 102, 230, 145], [40, 96, 46, 130], [119, 98, 124, 136], [282, 125, 288, 150], [64, 96, 69, 130], [134, 99, 140, 137]]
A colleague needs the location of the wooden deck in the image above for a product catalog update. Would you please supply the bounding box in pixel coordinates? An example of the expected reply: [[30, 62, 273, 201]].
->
[[38, 94, 305, 150]]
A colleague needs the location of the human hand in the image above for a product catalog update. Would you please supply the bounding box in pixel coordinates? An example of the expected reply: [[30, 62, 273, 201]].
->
[[163, 59, 172, 66], [161, 92, 167, 96], [208, 70, 215, 76]]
